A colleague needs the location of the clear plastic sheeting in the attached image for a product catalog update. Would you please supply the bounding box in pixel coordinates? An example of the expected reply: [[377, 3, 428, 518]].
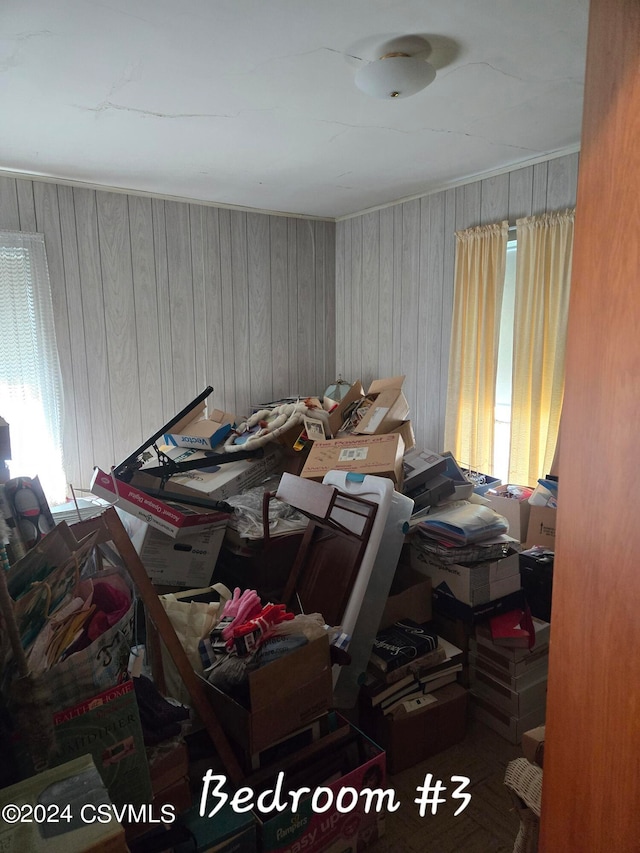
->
[[225, 476, 308, 540]]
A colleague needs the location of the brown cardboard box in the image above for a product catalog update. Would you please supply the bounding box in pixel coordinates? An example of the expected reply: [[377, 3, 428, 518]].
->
[[326, 376, 410, 438], [326, 380, 366, 436], [148, 741, 189, 794], [163, 409, 236, 450], [379, 563, 432, 630], [522, 725, 545, 767], [200, 635, 333, 755], [524, 504, 557, 549], [359, 683, 468, 775], [153, 775, 192, 813], [469, 667, 548, 717], [471, 692, 546, 744], [353, 376, 410, 436], [300, 433, 405, 485], [389, 419, 416, 451]]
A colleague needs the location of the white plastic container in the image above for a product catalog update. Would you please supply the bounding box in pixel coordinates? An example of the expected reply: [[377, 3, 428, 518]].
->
[[322, 470, 414, 707]]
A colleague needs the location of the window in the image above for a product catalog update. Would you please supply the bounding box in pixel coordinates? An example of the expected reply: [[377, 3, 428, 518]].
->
[[0, 231, 67, 504], [493, 236, 516, 483], [446, 210, 574, 488]]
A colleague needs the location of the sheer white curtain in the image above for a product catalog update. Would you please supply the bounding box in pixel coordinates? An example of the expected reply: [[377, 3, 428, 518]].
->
[[0, 231, 67, 504]]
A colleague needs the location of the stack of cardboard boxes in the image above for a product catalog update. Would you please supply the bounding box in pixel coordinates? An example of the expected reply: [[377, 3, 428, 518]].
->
[[469, 618, 550, 744]]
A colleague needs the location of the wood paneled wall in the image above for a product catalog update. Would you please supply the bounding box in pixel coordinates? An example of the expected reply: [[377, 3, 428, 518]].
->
[[0, 178, 335, 491], [335, 152, 579, 455], [0, 152, 577, 493]]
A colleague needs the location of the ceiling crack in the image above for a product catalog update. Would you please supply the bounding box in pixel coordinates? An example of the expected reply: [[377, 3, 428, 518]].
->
[[73, 100, 257, 119]]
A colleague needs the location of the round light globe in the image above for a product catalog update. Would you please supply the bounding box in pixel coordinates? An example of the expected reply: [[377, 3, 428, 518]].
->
[[355, 55, 436, 99]]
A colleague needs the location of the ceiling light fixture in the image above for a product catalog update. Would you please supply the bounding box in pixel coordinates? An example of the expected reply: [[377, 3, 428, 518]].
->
[[355, 51, 436, 100]]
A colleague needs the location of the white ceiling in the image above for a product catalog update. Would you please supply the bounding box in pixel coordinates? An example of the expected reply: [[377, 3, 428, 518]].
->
[[1, 1, 589, 220]]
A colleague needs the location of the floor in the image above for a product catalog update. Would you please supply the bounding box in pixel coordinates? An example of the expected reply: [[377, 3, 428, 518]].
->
[[366, 717, 523, 853]]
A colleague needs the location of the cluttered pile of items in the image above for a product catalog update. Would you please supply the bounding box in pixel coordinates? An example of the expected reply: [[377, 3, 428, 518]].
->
[[0, 377, 557, 851]]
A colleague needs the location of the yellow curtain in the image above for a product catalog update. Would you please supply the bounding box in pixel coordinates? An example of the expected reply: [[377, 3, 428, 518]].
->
[[444, 221, 508, 474], [508, 210, 575, 485]]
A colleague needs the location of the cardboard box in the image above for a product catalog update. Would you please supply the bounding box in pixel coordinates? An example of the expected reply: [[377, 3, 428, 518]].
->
[[518, 550, 554, 623], [0, 755, 128, 853], [410, 547, 521, 606], [174, 801, 257, 853], [147, 740, 189, 794], [379, 563, 432, 630], [130, 520, 226, 587], [469, 638, 550, 679], [464, 471, 502, 496], [300, 433, 405, 485], [484, 485, 532, 542], [521, 725, 546, 767], [152, 774, 192, 813], [474, 616, 551, 659], [468, 651, 548, 692], [430, 611, 473, 656], [91, 467, 230, 538], [326, 380, 366, 437], [353, 376, 410, 436], [431, 588, 526, 624], [406, 473, 455, 510], [359, 683, 468, 775], [524, 504, 557, 550], [469, 667, 548, 717], [200, 635, 333, 755], [163, 408, 236, 451], [389, 419, 415, 451], [471, 693, 546, 745], [327, 376, 410, 438], [14, 680, 152, 809], [133, 444, 282, 502], [402, 447, 447, 492], [256, 717, 386, 853]]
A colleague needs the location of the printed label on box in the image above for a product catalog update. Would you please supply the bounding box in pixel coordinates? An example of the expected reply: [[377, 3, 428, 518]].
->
[[361, 407, 390, 434], [338, 447, 368, 462]]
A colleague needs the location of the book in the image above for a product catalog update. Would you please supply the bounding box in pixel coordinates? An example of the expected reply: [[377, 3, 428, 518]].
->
[[418, 663, 463, 690], [391, 692, 439, 717], [368, 644, 447, 685], [361, 672, 415, 708], [382, 687, 426, 716], [369, 619, 438, 674], [378, 679, 421, 711]]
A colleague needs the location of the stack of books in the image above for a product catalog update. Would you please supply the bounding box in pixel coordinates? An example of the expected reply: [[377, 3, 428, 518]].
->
[[361, 619, 464, 719]]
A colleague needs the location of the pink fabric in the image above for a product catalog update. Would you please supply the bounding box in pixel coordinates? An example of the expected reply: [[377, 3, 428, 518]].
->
[[86, 581, 131, 642]]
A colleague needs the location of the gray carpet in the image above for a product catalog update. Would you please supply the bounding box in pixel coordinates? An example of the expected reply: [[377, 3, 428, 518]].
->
[[367, 717, 523, 852]]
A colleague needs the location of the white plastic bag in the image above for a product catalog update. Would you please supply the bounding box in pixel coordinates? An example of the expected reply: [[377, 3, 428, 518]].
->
[[158, 582, 232, 704]]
